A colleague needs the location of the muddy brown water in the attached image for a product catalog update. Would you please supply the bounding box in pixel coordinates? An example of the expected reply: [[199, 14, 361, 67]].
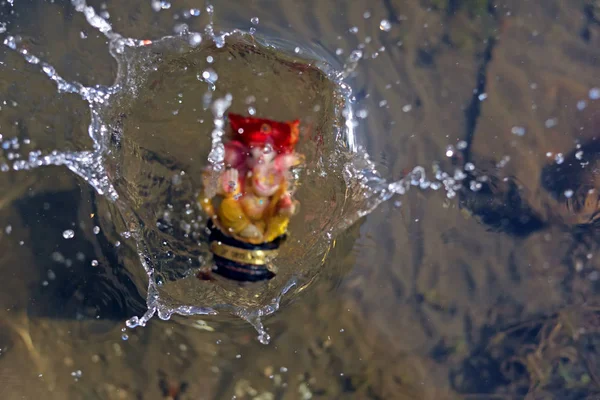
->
[[1, 0, 600, 399]]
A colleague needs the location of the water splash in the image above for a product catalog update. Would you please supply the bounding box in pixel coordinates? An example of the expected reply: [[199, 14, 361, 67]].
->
[[0, 0, 467, 343]]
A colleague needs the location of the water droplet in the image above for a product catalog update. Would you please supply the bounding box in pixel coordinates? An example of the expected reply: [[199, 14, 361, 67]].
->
[[349, 26, 359, 34], [3, 36, 16, 50], [126, 316, 139, 328], [478, 93, 488, 101], [589, 87, 600, 100], [456, 140, 467, 150], [555, 153, 564, 164], [173, 23, 188, 35], [470, 180, 482, 191], [577, 100, 587, 111], [189, 33, 202, 46], [201, 69, 218, 83], [511, 126, 526, 136], [348, 50, 363, 63], [335, 48, 344, 56], [356, 109, 368, 119], [5, 225, 12, 234], [379, 19, 392, 32], [545, 118, 558, 128], [564, 189, 574, 198], [91, 260, 99, 267], [251, 17, 259, 25], [363, 11, 371, 19], [63, 229, 75, 239], [93, 226, 100, 234], [402, 104, 412, 112]]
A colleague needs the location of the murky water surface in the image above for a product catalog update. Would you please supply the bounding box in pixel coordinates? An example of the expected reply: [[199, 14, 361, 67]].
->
[[2, 0, 600, 399]]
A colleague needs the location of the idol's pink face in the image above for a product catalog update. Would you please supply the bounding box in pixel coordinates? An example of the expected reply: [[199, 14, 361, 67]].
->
[[251, 163, 282, 197]]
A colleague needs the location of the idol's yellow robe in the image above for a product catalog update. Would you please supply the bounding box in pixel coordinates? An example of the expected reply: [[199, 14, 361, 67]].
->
[[200, 174, 290, 244]]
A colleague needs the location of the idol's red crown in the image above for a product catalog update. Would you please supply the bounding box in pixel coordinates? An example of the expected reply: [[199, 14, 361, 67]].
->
[[228, 113, 300, 153]]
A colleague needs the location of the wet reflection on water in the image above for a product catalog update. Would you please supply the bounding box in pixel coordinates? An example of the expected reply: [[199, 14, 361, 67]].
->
[[2, 0, 600, 399]]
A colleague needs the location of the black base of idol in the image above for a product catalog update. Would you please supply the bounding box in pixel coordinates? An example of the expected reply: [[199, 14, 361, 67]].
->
[[206, 220, 286, 282]]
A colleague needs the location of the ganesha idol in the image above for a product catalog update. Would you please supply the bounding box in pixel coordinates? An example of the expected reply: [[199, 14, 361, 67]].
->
[[198, 113, 304, 282]]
